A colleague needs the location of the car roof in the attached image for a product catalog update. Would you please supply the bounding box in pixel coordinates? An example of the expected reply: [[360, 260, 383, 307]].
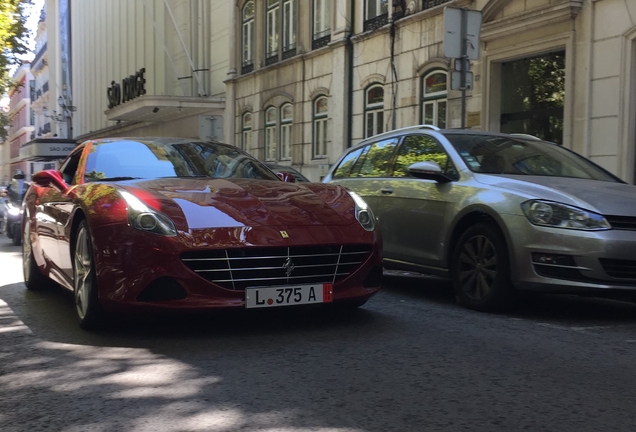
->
[[344, 127, 547, 153]]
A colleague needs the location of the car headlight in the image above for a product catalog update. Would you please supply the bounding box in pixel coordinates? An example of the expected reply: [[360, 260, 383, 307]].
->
[[521, 200, 610, 231], [118, 190, 177, 236], [348, 191, 376, 231], [7, 202, 21, 216]]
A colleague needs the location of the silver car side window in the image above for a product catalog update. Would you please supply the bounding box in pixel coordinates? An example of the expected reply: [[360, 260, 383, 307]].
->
[[333, 147, 365, 179], [353, 138, 399, 178], [391, 135, 458, 179]]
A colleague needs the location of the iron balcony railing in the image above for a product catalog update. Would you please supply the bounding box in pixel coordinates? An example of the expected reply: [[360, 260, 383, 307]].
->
[[32, 42, 47, 67], [422, 0, 452, 11], [363, 13, 388, 32], [242, 61, 254, 75], [265, 53, 279, 66], [282, 44, 297, 60], [312, 31, 331, 50]]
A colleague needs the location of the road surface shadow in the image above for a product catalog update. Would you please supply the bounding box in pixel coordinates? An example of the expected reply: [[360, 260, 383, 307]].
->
[[382, 272, 636, 325], [0, 280, 399, 350]]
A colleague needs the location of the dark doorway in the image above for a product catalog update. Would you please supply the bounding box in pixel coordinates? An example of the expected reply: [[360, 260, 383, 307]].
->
[[500, 51, 565, 144]]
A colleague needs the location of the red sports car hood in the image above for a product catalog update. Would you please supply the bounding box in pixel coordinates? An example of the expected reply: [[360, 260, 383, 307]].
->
[[120, 178, 356, 229]]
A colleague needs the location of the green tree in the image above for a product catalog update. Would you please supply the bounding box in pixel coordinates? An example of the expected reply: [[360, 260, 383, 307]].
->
[[0, 0, 32, 140]]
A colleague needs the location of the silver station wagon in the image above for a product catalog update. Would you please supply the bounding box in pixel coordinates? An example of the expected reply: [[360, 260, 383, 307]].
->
[[323, 126, 636, 311]]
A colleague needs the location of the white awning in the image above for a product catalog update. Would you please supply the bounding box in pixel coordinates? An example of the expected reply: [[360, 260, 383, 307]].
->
[[104, 95, 225, 122]]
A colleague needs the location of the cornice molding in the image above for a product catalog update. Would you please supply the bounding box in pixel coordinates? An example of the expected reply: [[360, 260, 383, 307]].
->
[[481, 1, 583, 42]]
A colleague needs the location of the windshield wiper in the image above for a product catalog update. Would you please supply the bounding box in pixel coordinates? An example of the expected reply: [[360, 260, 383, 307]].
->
[[97, 176, 143, 182], [159, 175, 210, 179]]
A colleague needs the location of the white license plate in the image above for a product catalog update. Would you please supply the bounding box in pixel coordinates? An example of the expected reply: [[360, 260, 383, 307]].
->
[[245, 283, 333, 309]]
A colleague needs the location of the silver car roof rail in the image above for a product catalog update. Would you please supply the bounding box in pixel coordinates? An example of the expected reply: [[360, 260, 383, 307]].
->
[[364, 124, 441, 140], [509, 133, 542, 141]]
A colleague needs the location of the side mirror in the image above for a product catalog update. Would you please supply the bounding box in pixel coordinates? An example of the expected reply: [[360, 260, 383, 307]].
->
[[276, 172, 296, 183], [32, 170, 70, 192], [407, 161, 452, 183]]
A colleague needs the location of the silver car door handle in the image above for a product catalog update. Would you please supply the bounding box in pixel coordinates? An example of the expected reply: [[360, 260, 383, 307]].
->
[[380, 188, 394, 195]]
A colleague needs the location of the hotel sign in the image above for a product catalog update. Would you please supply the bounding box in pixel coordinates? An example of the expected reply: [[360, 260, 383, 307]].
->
[[20, 140, 76, 159], [107, 68, 146, 109]]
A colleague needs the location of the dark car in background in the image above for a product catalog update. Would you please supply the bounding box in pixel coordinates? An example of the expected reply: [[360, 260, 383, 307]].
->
[[2, 173, 28, 246], [324, 125, 636, 311]]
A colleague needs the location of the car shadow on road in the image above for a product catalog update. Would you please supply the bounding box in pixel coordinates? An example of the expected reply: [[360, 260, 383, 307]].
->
[[381, 272, 636, 326], [0, 280, 401, 351]]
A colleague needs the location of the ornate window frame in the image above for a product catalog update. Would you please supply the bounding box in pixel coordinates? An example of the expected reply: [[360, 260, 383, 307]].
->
[[364, 84, 385, 138], [265, 106, 278, 161], [279, 103, 293, 160], [421, 69, 448, 128], [313, 95, 329, 158], [241, 1, 255, 74], [241, 112, 252, 151]]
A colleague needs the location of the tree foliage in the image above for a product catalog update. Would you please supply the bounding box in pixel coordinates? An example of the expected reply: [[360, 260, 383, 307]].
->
[[0, 0, 31, 92], [0, 0, 32, 140], [501, 52, 565, 143]]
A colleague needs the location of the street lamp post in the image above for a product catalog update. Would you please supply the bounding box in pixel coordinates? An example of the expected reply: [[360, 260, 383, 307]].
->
[[57, 95, 76, 139], [42, 97, 76, 139]]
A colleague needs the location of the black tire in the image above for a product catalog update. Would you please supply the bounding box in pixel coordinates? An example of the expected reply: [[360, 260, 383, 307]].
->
[[12, 222, 22, 246], [23, 217, 52, 290], [6, 220, 13, 239], [451, 222, 515, 312], [73, 220, 107, 330]]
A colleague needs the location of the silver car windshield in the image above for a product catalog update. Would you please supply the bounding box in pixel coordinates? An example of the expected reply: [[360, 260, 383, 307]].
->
[[445, 134, 619, 183]]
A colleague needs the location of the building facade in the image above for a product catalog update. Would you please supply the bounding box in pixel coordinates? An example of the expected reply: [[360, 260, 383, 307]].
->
[[69, 0, 230, 142], [0, 97, 11, 186], [30, 6, 53, 140], [225, 0, 636, 183], [6, 64, 36, 179]]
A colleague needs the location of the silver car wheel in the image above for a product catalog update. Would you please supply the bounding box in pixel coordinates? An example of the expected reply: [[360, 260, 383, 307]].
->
[[458, 235, 498, 300], [74, 225, 93, 320]]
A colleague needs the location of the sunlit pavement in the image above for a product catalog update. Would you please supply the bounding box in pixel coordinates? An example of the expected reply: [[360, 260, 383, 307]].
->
[[2, 236, 636, 431]]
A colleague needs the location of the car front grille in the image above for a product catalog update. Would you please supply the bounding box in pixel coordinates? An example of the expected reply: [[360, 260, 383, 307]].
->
[[600, 258, 636, 280], [606, 215, 636, 231], [181, 245, 372, 290]]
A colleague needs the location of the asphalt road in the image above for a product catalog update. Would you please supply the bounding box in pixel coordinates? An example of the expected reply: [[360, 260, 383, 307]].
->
[[2, 236, 636, 431]]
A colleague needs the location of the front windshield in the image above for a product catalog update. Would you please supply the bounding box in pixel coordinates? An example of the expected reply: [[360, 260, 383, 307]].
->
[[84, 139, 279, 182], [445, 134, 619, 182]]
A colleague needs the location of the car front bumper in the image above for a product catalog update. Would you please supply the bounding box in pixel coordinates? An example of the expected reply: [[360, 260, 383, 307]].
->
[[503, 214, 636, 293], [92, 222, 383, 312]]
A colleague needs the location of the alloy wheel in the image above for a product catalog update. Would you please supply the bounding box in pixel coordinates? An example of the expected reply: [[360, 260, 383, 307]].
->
[[457, 234, 498, 300], [74, 226, 93, 320]]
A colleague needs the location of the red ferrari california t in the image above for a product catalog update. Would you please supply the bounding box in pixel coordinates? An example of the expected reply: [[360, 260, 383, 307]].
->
[[22, 138, 382, 329]]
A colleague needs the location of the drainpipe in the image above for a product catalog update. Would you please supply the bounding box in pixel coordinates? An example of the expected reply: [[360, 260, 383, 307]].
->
[[346, 0, 355, 148]]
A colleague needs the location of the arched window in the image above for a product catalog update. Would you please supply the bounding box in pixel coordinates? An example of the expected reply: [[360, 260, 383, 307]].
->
[[242, 112, 252, 150], [280, 103, 293, 160], [242, 2, 255, 74], [421, 70, 447, 128], [365, 85, 384, 138], [313, 96, 328, 157], [265, 107, 277, 161]]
